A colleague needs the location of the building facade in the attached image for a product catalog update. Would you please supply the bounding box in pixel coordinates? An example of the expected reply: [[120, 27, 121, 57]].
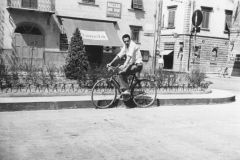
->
[[0, 0, 156, 72], [0, 0, 236, 74], [228, 0, 240, 76], [159, 0, 233, 72]]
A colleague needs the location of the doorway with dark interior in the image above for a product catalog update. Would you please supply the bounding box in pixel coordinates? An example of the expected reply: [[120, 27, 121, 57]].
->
[[85, 45, 103, 66]]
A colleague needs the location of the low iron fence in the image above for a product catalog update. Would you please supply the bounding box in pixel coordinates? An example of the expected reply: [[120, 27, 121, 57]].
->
[[0, 71, 212, 94]]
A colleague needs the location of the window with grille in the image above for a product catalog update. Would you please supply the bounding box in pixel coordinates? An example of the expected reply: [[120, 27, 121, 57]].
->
[[130, 26, 142, 43], [60, 34, 69, 51], [201, 7, 212, 29], [82, 0, 95, 4], [225, 10, 232, 31], [22, 0, 38, 9], [15, 25, 42, 35], [140, 50, 149, 62], [167, 6, 177, 28], [132, 0, 143, 10]]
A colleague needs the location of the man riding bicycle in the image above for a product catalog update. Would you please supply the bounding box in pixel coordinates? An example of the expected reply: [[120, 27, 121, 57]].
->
[[107, 34, 143, 95]]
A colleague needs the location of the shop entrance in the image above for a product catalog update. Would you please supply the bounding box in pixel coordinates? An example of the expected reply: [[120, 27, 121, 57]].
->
[[163, 43, 175, 69], [85, 45, 103, 66], [164, 52, 174, 69]]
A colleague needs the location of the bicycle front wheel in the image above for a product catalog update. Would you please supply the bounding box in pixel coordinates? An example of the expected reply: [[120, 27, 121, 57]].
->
[[131, 79, 157, 108], [91, 79, 117, 109]]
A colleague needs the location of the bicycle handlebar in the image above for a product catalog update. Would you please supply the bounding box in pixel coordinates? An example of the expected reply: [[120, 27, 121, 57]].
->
[[107, 65, 121, 75]]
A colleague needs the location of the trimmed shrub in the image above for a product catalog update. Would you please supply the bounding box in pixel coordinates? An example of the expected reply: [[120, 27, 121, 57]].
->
[[187, 67, 206, 86], [64, 28, 90, 81]]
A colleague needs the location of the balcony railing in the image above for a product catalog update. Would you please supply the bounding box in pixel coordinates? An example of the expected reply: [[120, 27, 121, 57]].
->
[[7, 0, 55, 13]]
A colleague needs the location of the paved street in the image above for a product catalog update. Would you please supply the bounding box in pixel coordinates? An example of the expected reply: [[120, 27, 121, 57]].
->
[[0, 75, 240, 160]]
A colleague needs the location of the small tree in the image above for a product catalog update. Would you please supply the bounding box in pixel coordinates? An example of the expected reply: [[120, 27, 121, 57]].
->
[[64, 28, 90, 81]]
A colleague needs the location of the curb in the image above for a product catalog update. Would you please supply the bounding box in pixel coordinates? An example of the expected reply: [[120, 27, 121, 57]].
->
[[0, 89, 235, 112]]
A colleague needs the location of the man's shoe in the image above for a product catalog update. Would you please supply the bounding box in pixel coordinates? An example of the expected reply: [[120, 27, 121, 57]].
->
[[122, 90, 130, 95]]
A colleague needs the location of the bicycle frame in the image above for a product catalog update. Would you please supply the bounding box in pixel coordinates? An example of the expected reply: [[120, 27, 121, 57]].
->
[[109, 74, 140, 95]]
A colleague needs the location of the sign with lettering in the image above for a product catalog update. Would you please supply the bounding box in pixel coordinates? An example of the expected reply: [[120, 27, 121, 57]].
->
[[80, 30, 109, 40], [164, 43, 175, 50], [106, 2, 122, 18]]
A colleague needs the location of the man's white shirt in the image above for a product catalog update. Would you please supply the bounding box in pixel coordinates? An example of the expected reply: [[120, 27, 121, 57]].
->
[[117, 40, 143, 64]]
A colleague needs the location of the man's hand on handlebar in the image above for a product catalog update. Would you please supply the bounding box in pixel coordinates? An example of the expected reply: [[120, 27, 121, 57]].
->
[[106, 63, 112, 68]]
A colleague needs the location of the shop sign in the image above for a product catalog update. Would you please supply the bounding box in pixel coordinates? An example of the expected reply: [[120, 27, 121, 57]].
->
[[164, 43, 174, 50], [106, 2, 122, 18], [80, 30, 109, 40]]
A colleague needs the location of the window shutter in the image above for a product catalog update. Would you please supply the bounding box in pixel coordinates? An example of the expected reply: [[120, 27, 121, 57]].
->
[[137, 0, 143, 9], [168, 10, 175, 27], [202, 12, 205, 28], [205, 12, 209, 29], [225, 14, 232, 30], [202, 11, 209, 28], [132, 0, 138, 9], [172, 10, 175, 26], [168, 11, 171, 26], [132, 0, 143, 9], [226, 14, 232, 23], [201, 7, 212, 29]]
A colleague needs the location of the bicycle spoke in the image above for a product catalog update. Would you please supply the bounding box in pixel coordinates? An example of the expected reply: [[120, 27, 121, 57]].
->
[[132, 79, 157, 108], [91, 79, 117, 109]]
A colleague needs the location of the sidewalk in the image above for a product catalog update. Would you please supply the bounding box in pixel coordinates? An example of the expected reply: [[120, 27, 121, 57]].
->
[[0, 89, 235, 112], [206, 73, 240, 80]]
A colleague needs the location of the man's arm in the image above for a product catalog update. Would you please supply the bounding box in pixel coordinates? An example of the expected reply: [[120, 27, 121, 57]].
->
[[122, 55, 131, 68], [107, 55, 120, 67]]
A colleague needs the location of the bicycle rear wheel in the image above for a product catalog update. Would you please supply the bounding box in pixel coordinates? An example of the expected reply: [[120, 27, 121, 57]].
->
[[91, 79, 117, 109], [131, 79, 157, 108]]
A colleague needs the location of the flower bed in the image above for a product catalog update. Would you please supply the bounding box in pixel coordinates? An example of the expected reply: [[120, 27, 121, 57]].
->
[[0, 64, 212, 95]]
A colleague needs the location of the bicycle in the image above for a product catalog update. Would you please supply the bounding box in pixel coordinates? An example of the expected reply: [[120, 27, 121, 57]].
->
[[218, 67, 229, 78], [91, 65, 157, 109]]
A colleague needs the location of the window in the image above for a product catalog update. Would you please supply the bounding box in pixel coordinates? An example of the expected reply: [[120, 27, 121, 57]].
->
[[60, 34, 69, 51], [82, 0, 95, 4], [225, 10, 233, 31], [22, 0, 38, 9], [132, 0, 143, 10], [15, 25, 42, 35], [211, 47, 218, 61], [140, 50, 149, 62], [130, 26, 142, 43], [201, 7, 212, 30], [167, 6, 177, 28]]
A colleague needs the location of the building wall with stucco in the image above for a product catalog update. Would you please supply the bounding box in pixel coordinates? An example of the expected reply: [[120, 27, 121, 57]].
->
[[160, 0, 233, 72], [227, 0, 240, 76], [56, 0, 157, 72], [0, 0, 157, 72]]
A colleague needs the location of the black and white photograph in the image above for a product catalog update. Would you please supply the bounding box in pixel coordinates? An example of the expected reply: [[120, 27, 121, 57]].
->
[[0, 0, 240, 159]]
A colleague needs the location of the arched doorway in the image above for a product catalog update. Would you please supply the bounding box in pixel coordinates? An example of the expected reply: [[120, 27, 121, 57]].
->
[[14, 24, 44, 67]]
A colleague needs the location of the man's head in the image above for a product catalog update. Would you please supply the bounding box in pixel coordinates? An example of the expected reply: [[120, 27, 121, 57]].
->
[[122, 34, 131, 47]]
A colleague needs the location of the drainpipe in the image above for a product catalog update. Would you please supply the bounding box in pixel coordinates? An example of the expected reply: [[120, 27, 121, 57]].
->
[[153, 0, 163, 74], [187, 0, 195, 71], [152, 0, 158, 73]]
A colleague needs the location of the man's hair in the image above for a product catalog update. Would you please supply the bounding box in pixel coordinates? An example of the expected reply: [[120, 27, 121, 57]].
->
[[122, 34, 131, 41]]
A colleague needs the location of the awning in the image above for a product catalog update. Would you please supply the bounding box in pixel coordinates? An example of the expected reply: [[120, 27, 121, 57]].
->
[[232, 42, 240, 54], [61, 18, 123, 47], [160, 50, 173, 55]]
